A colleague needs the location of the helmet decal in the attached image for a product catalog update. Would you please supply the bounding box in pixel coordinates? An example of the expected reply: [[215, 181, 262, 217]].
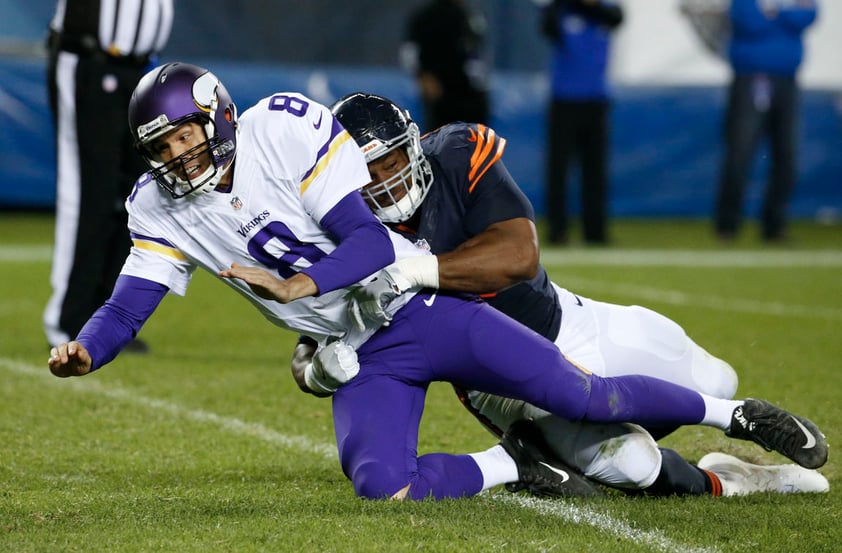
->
[[191, 71, 218, 113]]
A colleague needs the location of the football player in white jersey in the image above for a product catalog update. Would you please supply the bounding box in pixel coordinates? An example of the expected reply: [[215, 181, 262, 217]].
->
[[48, 63, 828, 501]]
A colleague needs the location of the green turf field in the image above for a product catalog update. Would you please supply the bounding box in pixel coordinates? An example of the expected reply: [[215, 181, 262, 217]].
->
[[1, 213, 840, 552]]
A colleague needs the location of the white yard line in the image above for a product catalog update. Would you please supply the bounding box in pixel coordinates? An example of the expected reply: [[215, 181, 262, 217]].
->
[[2, 356, 719, 553], [557, 276, 842, 321], [498, 494, 720, 553], [0, 245, 52, 262], [0, 357, 335, 459]]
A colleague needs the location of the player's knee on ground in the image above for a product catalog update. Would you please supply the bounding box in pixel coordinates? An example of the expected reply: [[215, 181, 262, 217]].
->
[[349, 460, 411, 500]]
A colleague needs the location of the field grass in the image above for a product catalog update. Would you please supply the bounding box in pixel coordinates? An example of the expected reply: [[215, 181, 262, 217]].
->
[[1, 212, 840, 552]]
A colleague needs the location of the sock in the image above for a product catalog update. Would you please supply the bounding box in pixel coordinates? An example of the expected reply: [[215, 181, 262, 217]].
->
[[701, 397, 743, 430], [469, 444, 519, 491], [643, 448, 716, 496], [701, 469, 724, 496]]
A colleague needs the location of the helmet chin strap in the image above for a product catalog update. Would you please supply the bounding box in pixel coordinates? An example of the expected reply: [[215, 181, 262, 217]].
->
[[173, 157, 234, 196]]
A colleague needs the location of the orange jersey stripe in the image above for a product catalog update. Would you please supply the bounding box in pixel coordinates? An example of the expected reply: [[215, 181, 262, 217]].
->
[[467, 125, 484, 171], [468, 125, 493, 182], [468, 136, 506, 193], [466, 125, 507, 193]]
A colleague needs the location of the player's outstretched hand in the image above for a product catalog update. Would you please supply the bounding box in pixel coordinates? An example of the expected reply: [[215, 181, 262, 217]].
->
[[219, 263, 318, 304], [220, 263, 286, 300], [48, 341, 92, 377]]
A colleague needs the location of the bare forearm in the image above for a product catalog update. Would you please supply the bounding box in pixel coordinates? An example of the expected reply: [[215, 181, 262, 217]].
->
[[438, 247, 534, 293], [438, 221, 539, 293]]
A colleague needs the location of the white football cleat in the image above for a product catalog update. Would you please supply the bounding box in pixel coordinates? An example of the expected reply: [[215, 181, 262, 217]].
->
[[698, 452, 829, 496]]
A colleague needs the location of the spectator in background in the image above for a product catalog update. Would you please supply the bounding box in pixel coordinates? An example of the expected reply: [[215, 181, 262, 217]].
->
[[44, 0, 173, 351], [539, 0, 623, 246], [400, 0, 490, 132], [715, 0, 818, 243]]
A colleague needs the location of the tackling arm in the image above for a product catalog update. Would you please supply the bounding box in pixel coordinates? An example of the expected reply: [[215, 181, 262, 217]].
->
[[344, 217, 540, 331], [437, 217, 540, 293], [375, 217, 539, 295], [399, 123, 540, 293]]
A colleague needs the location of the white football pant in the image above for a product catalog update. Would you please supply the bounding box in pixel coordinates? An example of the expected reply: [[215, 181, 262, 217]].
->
[[465, 284, 739, 490]]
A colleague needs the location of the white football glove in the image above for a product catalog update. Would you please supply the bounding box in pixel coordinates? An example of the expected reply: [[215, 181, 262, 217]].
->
[[291, 338, 331, 397], [347, 267, 412, 331], [346, 256, 439, 332], [303, 340, 360, 395]]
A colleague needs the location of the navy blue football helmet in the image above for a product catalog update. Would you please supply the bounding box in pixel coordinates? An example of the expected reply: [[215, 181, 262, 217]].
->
[[331, 92, 433, 223]]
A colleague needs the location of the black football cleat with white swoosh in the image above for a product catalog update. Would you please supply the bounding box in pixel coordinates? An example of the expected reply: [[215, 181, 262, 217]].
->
[[726, 399, 828, 469], [500, 420, 604, 498]]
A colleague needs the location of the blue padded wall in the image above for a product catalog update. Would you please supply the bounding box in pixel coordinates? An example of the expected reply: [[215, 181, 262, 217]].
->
[[2, 59, 840, 219]]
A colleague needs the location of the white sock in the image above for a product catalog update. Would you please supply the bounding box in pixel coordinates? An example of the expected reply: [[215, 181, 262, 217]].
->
[[469, 444, 519, 491], [701, 396, 744, 430]]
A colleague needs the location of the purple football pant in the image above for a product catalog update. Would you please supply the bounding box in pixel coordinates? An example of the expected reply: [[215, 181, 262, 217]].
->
[[332, 291, 706, 500]]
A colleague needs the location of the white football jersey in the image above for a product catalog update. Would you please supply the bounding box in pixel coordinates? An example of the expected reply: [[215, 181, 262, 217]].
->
[[122, 92, 426, 348]]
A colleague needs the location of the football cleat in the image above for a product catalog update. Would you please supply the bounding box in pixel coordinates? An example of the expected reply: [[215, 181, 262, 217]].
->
[[500, 420, 604, 498], [725, 399, 828, 469], [699, 452, 829, 496]]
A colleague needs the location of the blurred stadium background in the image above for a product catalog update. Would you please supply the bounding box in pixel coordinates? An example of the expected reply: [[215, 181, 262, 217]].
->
[[1, 0, 840, 222]]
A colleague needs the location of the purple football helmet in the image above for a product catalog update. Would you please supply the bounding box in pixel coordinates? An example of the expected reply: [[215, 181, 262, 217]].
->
[[128, 62, 239, 198]]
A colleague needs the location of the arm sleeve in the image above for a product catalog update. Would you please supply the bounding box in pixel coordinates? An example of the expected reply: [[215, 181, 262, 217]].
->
[[76, 275, 169, 371], [301, 192, 395, 295]]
